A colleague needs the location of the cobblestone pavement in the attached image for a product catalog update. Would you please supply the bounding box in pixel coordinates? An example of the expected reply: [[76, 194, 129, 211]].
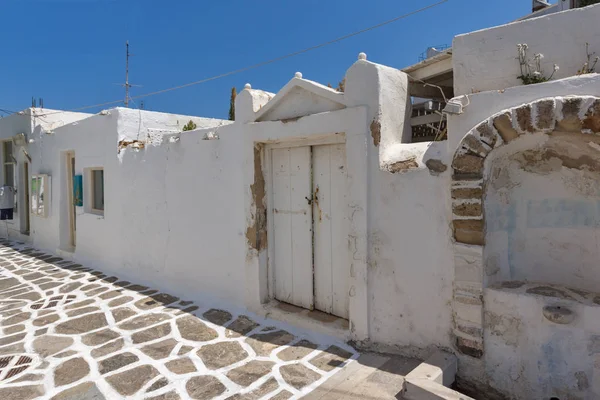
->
[[0, 240, 357, 399]]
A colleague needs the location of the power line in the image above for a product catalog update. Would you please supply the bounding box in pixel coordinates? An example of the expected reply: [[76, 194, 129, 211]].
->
[[33, 0, 449, 117]]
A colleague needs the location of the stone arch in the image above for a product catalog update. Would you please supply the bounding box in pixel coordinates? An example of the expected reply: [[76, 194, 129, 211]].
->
[[451, 95, 600, 246], [449, 95, 600, 359]]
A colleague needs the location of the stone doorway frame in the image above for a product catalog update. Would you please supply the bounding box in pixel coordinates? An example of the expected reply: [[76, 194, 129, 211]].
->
[[449, 95, 600, 358]]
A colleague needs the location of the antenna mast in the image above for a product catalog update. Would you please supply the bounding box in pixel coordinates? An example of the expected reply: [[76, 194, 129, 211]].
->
[[117, 41, 142, 108], [125, 41, 130, 107]]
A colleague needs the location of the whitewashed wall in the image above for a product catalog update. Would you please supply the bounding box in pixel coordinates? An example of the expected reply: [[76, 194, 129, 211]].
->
[[366, 142, 454, 353], [0, 109, 91, 240], [447, 74, 600, 151], [453, 4, 600, 96], [447, 71, 600, 398], [27, 109, 240, 305], [484, 284, 600, 399], [11, 59, 457, 356], [484, 133, 600, 292]]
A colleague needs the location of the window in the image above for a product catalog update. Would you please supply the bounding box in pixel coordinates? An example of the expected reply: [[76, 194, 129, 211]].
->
[[31, 174, 50, 218], [3, 141, 15, 188], [90, 168, 104, 213]]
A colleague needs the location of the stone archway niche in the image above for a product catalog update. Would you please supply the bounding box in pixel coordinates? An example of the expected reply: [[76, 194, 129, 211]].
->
[[449, 96, 600, 359]]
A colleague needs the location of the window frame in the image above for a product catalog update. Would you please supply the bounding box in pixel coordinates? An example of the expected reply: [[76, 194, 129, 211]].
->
[[89, 167, 105, 215], [2, 140, 15, 188], [31, 174, 50, 218]]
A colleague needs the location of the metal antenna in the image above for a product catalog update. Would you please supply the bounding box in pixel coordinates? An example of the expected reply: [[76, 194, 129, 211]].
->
[[125, 41, 131, 107], [121, 41, 142, 108]]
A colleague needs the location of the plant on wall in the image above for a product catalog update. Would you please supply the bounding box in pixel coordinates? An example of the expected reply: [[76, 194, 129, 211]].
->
[[182, 120, 197, 131], [577, 43, 599, 75], [228, 87, 237, 121], [516, 44, 559, 85], [326, 78, 346, 92]]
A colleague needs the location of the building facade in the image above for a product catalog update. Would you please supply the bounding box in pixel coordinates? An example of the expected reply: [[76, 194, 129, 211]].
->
[[1, 4, 600, 398]]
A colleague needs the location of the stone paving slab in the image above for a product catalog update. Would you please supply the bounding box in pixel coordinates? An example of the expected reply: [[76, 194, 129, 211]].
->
[[0, 240, 357, 399]]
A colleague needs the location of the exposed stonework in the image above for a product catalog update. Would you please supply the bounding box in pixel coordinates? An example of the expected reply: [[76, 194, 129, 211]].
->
[[425, 159, 447, 175], [452, 202, 482, 217], [475, 121, 500, 148], [515, 104, 535, 133], [388, 157, 419, 173], [452, 154, 484, 175], [453, 220, 484, 246], [246, 145, 268, 253], [455, 336, 483, 358], [534, 99, 556, 130], [557, 97, 585, 132], [452, 187, 483, 199], [583, 99, 600, 133], [450, 95, 600, 362], [370, 119, 381, 147], [493, 113, 519, 143]]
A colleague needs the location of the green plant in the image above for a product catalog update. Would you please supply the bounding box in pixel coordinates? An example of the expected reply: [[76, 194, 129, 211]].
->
[[182, 120, 197, 131], [516, 43, 558, 85], [577, 42, 599, 75], [228, 87, 237, 121], [327, 79, 346, 92]]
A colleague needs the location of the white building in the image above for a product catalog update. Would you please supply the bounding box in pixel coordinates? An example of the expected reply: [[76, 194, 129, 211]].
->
[[1, 3, 600, 398]]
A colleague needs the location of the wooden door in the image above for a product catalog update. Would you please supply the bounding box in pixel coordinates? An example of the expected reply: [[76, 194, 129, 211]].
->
[[23, 163, 30, 235], [270, 143, 349, 319], [312, 144, 349, 318], [66, 153, 76, 248], [271, 146, 313, 310]]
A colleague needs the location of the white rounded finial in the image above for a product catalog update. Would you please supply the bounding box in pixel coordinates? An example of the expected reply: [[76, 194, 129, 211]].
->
[[244, 83, 252, 90], [295, 72, 303, 79], [358, 52, 367, 60]]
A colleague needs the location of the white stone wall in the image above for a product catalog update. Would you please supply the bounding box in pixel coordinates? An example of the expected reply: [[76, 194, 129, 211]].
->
[[6, 59, 456, 358], [0, 108, 92, 240], [366, 144, 454, 353], [485, 133, 600, 292], [453, 4, 600, 96], [6, 36, 599, 399], [447, 77, 600, 398], [26, 109, 239, 306], [485, 283, 600, 399]]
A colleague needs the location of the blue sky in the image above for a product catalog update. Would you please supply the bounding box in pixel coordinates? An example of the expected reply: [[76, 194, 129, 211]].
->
[[0, 0, 550, 119]]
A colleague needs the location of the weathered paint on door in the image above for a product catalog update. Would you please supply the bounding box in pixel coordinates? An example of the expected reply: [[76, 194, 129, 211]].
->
[[271, 146, 314, 310], [271, 143, 349, 319], [312, 143, 349, 318]]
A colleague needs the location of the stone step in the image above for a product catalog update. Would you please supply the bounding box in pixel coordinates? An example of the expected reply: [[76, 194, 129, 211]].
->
[[303, 352, 421, 400]]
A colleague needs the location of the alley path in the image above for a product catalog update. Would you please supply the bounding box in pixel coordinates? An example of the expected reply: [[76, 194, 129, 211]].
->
[[0, 240, 356, 400]]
